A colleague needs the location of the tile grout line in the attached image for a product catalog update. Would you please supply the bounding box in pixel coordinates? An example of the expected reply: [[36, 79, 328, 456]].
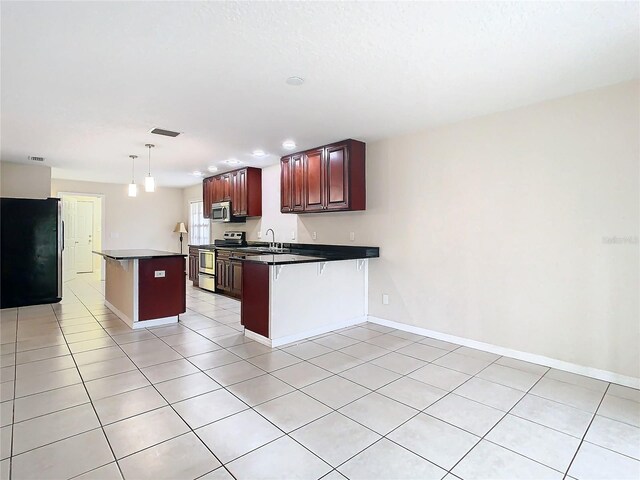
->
[[561, 383, 611, 479], [50, 294, 128, 480]]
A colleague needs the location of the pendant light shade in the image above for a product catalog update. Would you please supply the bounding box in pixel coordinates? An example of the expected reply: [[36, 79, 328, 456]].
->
[[144, 176, 155, 192], [128, 182, 138, 197], [128, 155, 138, 197], [145, 143, 155, 192]]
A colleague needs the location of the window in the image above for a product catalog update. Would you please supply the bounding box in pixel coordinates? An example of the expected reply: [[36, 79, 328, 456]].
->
[[189, 201, 210, 245]]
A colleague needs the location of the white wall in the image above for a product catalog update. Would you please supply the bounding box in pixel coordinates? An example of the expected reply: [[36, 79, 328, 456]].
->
[[0, 161, 52, 198], [52, 179, 184, 253]]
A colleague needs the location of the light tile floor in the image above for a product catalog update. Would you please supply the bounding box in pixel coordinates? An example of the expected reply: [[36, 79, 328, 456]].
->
[[0, 275, 639, 479]]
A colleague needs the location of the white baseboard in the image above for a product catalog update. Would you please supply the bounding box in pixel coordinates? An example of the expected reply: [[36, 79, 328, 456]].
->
[[272, 316, 368, 348], [245, 316, 367, 349], [367, 315, 640, 389], [104, 301, 178, 330]]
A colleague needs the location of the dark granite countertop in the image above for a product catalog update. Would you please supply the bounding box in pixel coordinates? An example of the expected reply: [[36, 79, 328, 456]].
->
[[228, 244, 379, 265], [192, 241, 378, 265], [93, 249, 186, 260]]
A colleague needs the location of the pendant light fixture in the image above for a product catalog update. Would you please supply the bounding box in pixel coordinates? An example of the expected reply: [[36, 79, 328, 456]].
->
[[144, 143, 155, 192], [128, 155, 138, 197]]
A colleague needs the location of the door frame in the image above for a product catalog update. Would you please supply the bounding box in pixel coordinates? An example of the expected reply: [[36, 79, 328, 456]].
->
[[58, 191, 106, 281]]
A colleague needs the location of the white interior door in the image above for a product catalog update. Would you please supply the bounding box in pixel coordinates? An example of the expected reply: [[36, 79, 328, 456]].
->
[[62, 197, 77, 281], [75, 200, 94, 273]]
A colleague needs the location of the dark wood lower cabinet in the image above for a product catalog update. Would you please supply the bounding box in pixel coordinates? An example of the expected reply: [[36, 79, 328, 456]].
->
[[188, 247, 199, 287], [214, 250, 242, 299], [241, 262, 269, 337]]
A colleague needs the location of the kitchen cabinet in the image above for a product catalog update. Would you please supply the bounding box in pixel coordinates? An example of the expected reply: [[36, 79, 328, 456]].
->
[[188, 246, 199, 287], [203, 178, 214, 218], [203, 167, 262, 218], [280, 139, 365, 213], [214, 249, 242, 299], [281, 154, 305, 213]]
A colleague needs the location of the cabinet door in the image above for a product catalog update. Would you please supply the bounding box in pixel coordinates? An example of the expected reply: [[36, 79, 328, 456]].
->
[[215, 259, 226, 290], [230, 261, 243, 296], [303, 148, 325, 212], [188, 255, 194, 281], [233, 169, 247, 216], [291, 154, 305, 212], [280, 157, 292, 212], [325, 143, 350, 211], [222, 174, 232, 201], [203, 178, 212, 218], [212, 177, 223, 203]]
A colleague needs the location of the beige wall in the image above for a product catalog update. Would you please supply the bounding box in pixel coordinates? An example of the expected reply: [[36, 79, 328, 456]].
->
[[202, 81, 638, 380], [52, 179, 184, 253], [0, 162, 52, 198], [182, 81, 638, 380], [303, 80, 639, 379]]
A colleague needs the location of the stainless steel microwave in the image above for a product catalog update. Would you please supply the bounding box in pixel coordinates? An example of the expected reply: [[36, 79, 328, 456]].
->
[[210, 201, 245, 223]]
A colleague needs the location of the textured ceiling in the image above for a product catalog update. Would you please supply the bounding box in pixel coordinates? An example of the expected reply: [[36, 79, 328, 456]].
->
[[1, 1, 638, 187]]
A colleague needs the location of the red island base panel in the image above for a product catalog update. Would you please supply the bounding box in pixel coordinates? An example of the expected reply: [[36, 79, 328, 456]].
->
[[98, 251, 186, 329], [138, 256, 186, 321]]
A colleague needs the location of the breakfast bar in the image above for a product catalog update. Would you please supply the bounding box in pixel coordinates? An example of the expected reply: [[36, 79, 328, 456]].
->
[[93, 249, 186, 329], [234, 245, 379, 347]]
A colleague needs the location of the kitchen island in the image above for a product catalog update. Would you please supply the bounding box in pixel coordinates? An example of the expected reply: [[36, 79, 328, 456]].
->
[[93, 249, 186, 329], [235, 245, 379, 347]]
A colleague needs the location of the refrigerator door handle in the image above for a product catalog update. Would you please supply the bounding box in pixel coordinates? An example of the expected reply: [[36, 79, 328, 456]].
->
[[58, 204, 63, 297]]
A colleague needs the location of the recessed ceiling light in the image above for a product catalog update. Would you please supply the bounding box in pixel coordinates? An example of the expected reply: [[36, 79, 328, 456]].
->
[[207, 166, 218, 173], [224, 159, 241, 165], [192, 170, 203, 176], [282, 140, 296, 150], [252, 149, 266, 157], [286, 76, 305, 86]]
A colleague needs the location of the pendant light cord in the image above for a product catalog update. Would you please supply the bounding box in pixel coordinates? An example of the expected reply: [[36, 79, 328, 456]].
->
[[129, 155, 137, 182], [145, 144, 154, 176]]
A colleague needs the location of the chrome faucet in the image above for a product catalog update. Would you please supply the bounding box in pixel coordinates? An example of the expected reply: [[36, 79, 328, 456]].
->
[[265, 228, 275, 250]]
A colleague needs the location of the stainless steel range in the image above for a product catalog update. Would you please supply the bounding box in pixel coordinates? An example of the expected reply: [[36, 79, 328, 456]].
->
[[198, 231, 247, 292]]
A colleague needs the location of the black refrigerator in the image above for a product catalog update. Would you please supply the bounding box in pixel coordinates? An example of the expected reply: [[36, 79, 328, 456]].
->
[[1, 197, 63, 308]]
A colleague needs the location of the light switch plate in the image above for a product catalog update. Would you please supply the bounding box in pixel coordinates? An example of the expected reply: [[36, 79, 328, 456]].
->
[[257, 231, 262, 239], [154, 270, 166, 278], [349, 232, 355, 241], [382, 294, 389, 305], [291, 231, 296, 240], [312, 232, 317, 240]]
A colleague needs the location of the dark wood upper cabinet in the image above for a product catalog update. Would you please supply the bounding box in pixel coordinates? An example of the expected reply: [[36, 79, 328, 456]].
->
[[203, 167, 262, 218], [280, 139, 365, 214], [303, 149, 324, 212], [280, 156, 293, 212], [222, 173, 232, 201], [291, 154, 304, 212]]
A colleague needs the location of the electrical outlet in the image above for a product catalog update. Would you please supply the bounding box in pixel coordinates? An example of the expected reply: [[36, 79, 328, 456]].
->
[[382, 294, 389, 305], [154, 270, 166, 278], [349, 232, 355, 241], [312, 231, 317, 240], [257, 231, 262, 239], [291, 231, 296, 240]]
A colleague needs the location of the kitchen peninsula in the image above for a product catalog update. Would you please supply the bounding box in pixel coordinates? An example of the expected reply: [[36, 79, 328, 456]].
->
[[93, 249, 186, 329], [234, 244, 379, 347]]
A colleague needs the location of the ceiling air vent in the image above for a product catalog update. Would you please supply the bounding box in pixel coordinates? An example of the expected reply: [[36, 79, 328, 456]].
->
[[28, 156, 45, 162], [150, 128, 181, 137]]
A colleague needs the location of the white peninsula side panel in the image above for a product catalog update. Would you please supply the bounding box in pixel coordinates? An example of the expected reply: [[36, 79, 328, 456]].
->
[[268, 259, 368, 346]]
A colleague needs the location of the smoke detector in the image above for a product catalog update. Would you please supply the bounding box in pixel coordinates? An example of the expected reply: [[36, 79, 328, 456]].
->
[[28, 156, 45, 162]]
